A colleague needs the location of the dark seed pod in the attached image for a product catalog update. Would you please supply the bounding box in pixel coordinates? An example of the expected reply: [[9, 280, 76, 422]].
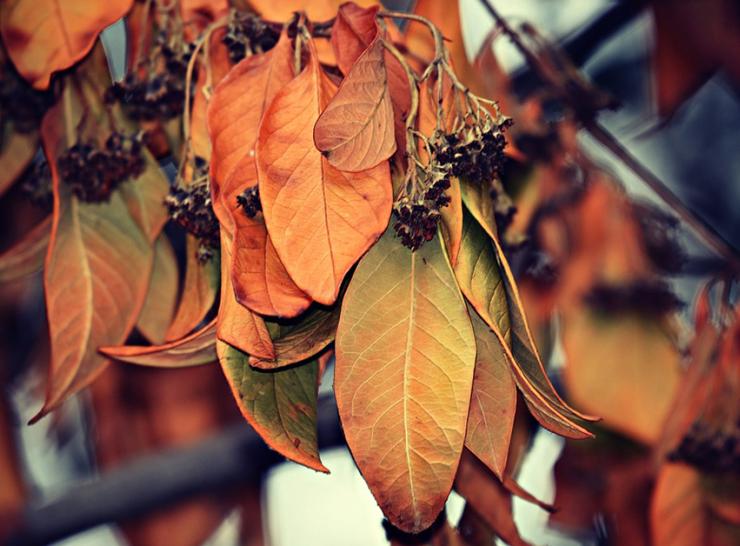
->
[[0, 60, 55, 133], [222, 11, 280, 63], [20, 155, 54, 212], [236, 185, 261, 218], [668, 418, 740, 474]]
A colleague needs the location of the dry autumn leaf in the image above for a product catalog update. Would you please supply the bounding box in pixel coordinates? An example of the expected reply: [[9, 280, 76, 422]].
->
[[256, 43, 392, 305], [248, 0, 377, 22], [314, 36, 396, 171], [0, 130, 37, 197], [217, 340, 327, 472], [136, 235, 179, 344], [100, 320, 217, 368], [0, 216, 51, 282], [335, 225, 476, 533], [651, 463, 706, 546], [0, 0, 133, 89]]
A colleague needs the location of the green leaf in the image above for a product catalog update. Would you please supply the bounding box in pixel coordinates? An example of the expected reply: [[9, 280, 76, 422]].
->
[[217, 340, 327, 472]]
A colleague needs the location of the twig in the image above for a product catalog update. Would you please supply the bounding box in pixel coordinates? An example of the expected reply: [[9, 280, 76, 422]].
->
[[478, 0, 740, 272], [4, 397, 345, 546]]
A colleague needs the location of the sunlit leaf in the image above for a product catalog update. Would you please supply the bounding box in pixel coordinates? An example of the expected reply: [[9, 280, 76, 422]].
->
[[314, 37, 396, 171], [136, 234, 178, 344], [217, 340, 327, 472], [0, 216, 51, 282], [100, 320, 216, 368], [335, 225, 475, 533], [0, 0, 133, 89], [257, 43, 392, 305]]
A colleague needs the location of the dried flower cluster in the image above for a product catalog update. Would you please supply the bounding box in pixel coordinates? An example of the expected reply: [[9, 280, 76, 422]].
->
[[222, 11, 279, 63]]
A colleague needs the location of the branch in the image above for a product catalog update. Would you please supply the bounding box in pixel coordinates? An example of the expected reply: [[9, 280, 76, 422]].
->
[[479, 0, 740, 272], [5, 397, 345, 546]]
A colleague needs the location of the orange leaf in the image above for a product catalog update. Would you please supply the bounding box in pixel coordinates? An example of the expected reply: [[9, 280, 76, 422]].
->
[[100, 320, 216, 368], [225, 158, 311, 318], [34, 87, 154, 418], [165, 234, 219, 342], [335, 225, 475, 533], [136, 234, 179, 344], [331, 3, 379, 76], [455, 450, 530, 546], [0, 0, 133, 89], [208, 31, 294, 212], [256, 44, 392, 305], [217, 228, 275, 361], [248, 0, 378, 22], [314, 37, 396, 171], [0, 216, 51, 282], [465, 305, 516, 480], [651, 463, 706, 546]]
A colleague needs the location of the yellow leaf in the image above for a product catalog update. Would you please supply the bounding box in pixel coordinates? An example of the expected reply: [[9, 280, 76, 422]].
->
[[335, 225, 476, 533], [136, 235, 178, 344]]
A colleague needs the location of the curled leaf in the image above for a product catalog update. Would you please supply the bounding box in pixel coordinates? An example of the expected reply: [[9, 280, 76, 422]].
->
[[100, 320, 216, 368]]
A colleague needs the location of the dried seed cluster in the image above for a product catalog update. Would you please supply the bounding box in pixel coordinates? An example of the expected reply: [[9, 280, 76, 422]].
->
[[392, 163, 451, 251], [433, 118, 512, 184], [668, 418, 740, 474], [585, 280, 682, 316], [57, 131, 146, 202], [165, 157, 219, 260], [222, 11, 279, 63], [105, 31, 194, 121], [0, 61, 54, 133], [20, 156, 53, 212], [236, 185, 261, 218]]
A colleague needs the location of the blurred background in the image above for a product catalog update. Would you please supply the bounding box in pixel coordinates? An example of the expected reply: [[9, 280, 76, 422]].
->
[[1, 0, 738, 545]]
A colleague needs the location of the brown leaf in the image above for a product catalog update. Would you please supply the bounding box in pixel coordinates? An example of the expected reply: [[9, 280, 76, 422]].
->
[[248, 0, 378, 22], [0, 129, 37, 197], [314, 37, 396, 171], [335, 225, 476, 533], [217, 228, 275, 360], [0, 0, 133, 89], [136, 235, 179, 344], [455, 450, 530, 546], [0, 216, 51, 282], [651, 463, 706, 546], [256, 43, 392, 305], [165, 235, 219, 342], [100, 320, 216, 368], [331, 2, 379, 76]]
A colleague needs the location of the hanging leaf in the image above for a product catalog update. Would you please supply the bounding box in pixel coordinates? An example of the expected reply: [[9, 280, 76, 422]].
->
[[314, 37, 396, 172], [651, 463, 706, 546], [249, 304, 339, 369], [0, 0, 133, 89], [335, 225, 476, 533], [0, 130, 38, 197], [165, 235, 219, 342], [464, 305, 516, 480], [562, 306, 681, 444], [331, 3, 379, 76], [454, 450, 530, 546], [217, 228, 275, 360], [217, 340, 327, 472], [257, 43, 392, 305], [455, 207, 591, 439], [136, 235, 178, 344], [118, 149, 170, 244], [33, 88, 154, 419], [0, 216, 51, 282], [100, 320, 216, 368]]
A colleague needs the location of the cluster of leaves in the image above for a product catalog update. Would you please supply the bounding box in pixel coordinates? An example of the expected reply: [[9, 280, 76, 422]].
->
[[1, 0, 738, 544]]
